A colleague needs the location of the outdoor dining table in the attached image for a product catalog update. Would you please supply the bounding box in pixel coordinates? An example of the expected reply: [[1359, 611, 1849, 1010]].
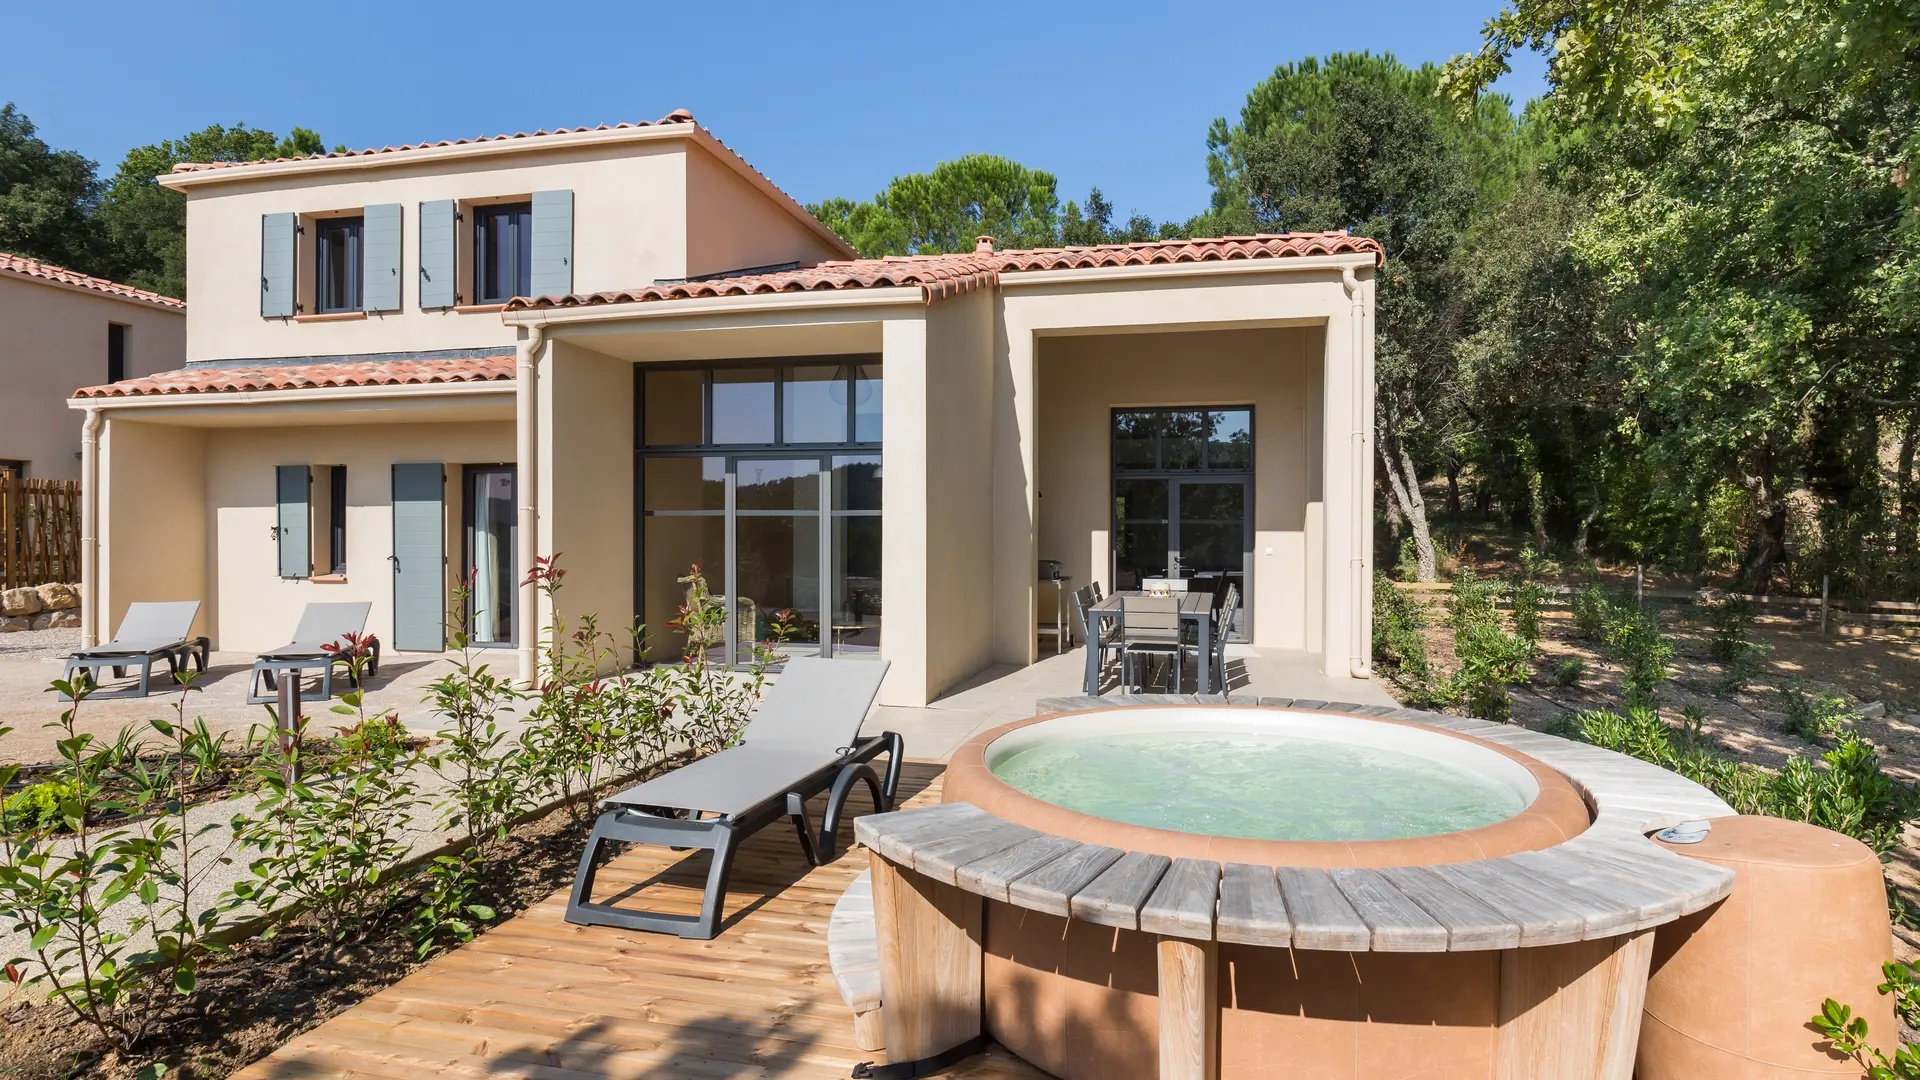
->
[[1083, 589, 1215, 695]]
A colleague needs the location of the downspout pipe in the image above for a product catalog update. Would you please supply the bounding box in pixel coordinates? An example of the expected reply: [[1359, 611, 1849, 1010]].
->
[[1342, 266, 1371, 678], [79, 408, 103, 648], [515, 324, 547, 687]]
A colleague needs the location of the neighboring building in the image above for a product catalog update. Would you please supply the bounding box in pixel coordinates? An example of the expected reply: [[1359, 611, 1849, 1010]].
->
[[2, 256, 184, 479], [69, 110, 1381, 708]]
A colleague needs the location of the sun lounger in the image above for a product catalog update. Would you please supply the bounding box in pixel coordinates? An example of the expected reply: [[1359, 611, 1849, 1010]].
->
[[61, 600, 207, 700], [246, 601, 379, 705], [566, 657, 900, 940]]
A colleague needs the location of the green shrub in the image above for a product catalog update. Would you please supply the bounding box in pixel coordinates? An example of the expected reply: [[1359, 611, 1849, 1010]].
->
[[1552, 657, 1587, 687], [1779, 681, 1856, 745], [1454, 622, 1533, 721], [1, 779, 74, 833], [1571, 583, 1612, 641], [1704, 596, 1754, 662], [1446, 567, 1501, 631], [1372, 574, 1449, 707], [1567, 584, 1673, 701]]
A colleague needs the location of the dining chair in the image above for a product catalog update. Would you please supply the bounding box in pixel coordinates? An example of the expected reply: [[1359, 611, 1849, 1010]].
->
[[1120, 594, 1185, 692], [1208, 583, 1240, 693], [1074, 585, 1124, 689]]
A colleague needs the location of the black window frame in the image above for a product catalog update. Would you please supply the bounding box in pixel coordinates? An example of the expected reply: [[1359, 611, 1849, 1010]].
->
[[107, 323, 127, 383], [315, 216, 364, 314], [472, 202, 534, 305]]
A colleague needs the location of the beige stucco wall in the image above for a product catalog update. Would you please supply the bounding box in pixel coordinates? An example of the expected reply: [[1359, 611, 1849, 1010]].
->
[[537, 340, 636, 670], [195, 420, 514, 652], [98, 418, 207, 640], [180, 137, 845, 365], [1035, 326, 1324, 649], [684, 144, 845, 279], [917, 290, 997, 700], [2, 276, 183, 478]]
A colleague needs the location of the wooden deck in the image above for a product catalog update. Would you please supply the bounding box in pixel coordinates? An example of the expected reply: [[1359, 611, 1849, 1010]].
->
[[234, 762, 1047, 1080]]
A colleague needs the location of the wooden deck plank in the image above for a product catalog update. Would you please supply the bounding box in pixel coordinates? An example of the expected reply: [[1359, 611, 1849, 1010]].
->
[[1215, 863, 1290, 947], [1006, 843, 1125, 916], [1274, 867, 1371, 951], [1139, 858, 1219, 939], [232, 764, 1050, 1080], [1070, 851, 1171, 930]]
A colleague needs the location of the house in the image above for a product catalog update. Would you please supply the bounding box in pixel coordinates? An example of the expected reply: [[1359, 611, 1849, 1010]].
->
[[67, 110, 1381, 708], [2, 255, 184, 479]]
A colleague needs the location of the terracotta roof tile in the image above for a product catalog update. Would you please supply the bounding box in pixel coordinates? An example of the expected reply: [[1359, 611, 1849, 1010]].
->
[[505, 232, 1383, 311], [74, 357, 514, 399], [170, 110, 698, 173], [0, 254, 185, 310]]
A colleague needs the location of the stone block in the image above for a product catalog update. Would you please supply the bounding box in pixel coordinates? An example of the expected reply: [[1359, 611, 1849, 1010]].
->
[[35, 583, 76, 611], [0, 615, 28, 632], [27, 612, 53, 630], [0, 588, 41, 617], [45, 610, 79, 628]]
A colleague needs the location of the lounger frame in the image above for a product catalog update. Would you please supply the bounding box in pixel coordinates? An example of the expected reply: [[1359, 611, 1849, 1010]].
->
[[63, 637, 209, 700], [566, 730, 904, 940]]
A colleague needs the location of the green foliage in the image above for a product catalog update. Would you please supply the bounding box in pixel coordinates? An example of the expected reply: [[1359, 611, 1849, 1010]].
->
[[1811, 993, 1920, 1079], [0, 675, 235, 1069], [808, 155, 1064, 257], [1445, 566, 1502, 631], [1565, 585, 1672, 700], [1779, 681, 1858, 745], [1572, 706, 1919, 856], [1454, 621, 1534, 720], [0, 103, 104, 270], [2, 778, 75, 833], [1551, 657, 1586, 687], [1370, 574, 1434, 697]]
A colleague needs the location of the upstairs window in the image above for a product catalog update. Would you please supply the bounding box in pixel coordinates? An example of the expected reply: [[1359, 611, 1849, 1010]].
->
[[107, 323, 127, 382], [315, 216, 364, 313], [473, 202, 533, 304]]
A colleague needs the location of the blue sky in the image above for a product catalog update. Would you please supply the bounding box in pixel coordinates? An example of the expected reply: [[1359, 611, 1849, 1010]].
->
[[10, 0, 1545, 227]]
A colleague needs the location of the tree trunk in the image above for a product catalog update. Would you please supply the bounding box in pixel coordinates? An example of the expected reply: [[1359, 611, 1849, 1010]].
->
[[1897, 413, 1918, 555], [1445, 464, 1462, 516], [1378, 434, 1436, 582], [1573, 484, 1603, 561]]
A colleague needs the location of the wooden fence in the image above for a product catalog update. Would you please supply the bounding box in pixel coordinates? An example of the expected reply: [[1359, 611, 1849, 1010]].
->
[[1, 476, 80, 590]]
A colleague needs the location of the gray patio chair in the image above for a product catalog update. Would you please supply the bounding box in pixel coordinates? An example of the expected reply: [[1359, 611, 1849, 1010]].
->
[[1120, 594, 1186, 692], [1207, 582, 1240, 693], [246, 601, 379, 704], [1074, 584, 1123, 690], [567, 657, 901, 940], [62, 601, 207, 700]]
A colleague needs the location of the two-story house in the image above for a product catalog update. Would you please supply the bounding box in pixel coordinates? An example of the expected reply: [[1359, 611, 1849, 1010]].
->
[[68, 110, 1382, 708]]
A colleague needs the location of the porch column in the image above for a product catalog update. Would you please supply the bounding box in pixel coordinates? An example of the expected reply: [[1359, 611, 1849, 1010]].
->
[[879, 315, 931, 706], [1321, 266, 1373, 680], [515, 325, 546, 687]]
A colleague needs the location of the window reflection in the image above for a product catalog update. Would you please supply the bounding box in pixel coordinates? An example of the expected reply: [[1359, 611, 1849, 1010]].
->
[[784, 365, 847, 443], [712, 368, 776, 444], [853, 364, 883, 442], [644, 370, 706, 446], [1207, 410, 1252, 469]]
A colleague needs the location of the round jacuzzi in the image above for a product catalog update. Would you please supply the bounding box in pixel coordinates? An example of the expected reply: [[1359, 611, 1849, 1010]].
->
[[939, 706, 1596, 1080]]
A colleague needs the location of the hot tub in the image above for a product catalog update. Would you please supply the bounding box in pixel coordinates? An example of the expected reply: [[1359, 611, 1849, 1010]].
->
[[941, 706, 1596, 1080]]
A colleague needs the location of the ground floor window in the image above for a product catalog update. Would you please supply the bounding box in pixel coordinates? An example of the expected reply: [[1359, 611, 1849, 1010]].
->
[[463, 464, 516, 646], [638, 358, 883, 667], [1112, 407, 1252, 639]]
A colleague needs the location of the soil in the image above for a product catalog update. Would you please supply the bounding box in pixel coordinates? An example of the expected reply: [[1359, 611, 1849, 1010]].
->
[[0, 798, 599, 1080]]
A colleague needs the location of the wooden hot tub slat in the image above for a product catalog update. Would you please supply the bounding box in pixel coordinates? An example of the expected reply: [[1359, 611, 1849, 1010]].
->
[[1071, 851, 1172, 930], [1216, 863, 1290, 947], [1140, 858, 1220, 939], [1275, 867, 1372, 951], [955, 834, 1083, 902], [1007, 843, 1125, 915], [1330, 867, 1450, 951], [1375, 865, 1522, 950]]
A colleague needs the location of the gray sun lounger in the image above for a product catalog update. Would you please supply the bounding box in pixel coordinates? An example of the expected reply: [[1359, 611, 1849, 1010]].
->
[[246, 601, 380, 705], [567, 656, 902, 940], [62, 601, 208, 700]]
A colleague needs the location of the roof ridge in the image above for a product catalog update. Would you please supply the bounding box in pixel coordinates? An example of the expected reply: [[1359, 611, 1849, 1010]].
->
[[169, 110, 698, 174], [74, 356, 513, 400], [0, 253, 186, 310]]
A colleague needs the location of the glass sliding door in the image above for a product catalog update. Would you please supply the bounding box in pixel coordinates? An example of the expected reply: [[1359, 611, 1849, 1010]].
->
[[733, 458, 823, 658], [1110, 407, 1254, 641], [637, 359, 883, 668], [462, 465, 517, 646]]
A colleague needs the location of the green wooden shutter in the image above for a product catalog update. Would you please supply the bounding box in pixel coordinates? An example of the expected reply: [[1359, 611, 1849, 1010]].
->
[[362, 203, 403, 312], [276, 465, 311, 579], [261, 212, 297, 318], [391, 463, 446, 651], [530, 189, 573, 298], [417, 199, 456, 309]]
